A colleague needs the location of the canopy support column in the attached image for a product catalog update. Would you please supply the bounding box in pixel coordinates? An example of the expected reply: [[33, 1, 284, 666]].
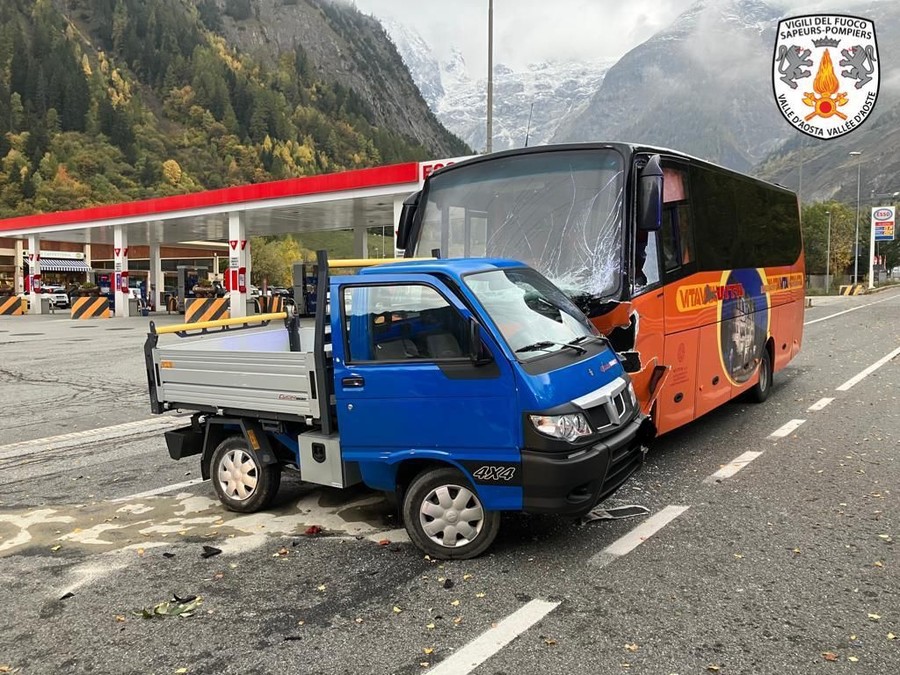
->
[[27, 235, 42, 315], [114, 225, 130, 317], [150, 243, 163, 312], [228, 212, 247, 318]]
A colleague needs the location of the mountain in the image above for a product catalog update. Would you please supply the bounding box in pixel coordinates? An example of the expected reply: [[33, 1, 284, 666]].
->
[[0, 0, 469, 219], [553, 0, 785, 172], [383, 19, 612, 152]]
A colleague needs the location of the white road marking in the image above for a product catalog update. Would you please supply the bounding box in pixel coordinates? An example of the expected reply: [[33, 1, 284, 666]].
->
[[836, 345, 900, 392], [769, 419, 806, 438], [703, 451, 764, 484], [110, 478, 206, 502], [590, 505, 689, 566], [804, 292, 898, 326], [426, 599, 560, 675], [807, 397, 835, 411], [0, 416, 188, 460]]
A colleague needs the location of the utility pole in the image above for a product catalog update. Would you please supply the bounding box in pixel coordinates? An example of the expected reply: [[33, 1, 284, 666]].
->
[[825, 210, 831, 293], [849, 151, 862, 284], [486, 0, 493, 154]]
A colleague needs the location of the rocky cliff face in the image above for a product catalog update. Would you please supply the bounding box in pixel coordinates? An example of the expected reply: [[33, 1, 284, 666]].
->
[[219, 0, 468, 157]]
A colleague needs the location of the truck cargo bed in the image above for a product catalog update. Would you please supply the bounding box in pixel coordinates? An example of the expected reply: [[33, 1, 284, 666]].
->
[[151, 324, 321, 419]]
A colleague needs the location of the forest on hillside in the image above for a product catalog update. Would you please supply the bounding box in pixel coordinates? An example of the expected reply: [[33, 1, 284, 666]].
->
[[0, 0, 465, 218]]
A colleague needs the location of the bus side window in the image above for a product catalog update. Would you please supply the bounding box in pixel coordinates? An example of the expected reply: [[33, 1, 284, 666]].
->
[[660, 166, 695, 276]]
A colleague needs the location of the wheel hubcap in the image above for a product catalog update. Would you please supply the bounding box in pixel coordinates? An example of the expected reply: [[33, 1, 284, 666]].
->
[[217, 449, 259, 501], [759, 358, 769, 391], [419, 484, 485, 548]]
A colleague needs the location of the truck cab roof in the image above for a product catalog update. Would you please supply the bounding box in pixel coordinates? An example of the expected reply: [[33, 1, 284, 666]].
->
[[357, 257, 525, 279]]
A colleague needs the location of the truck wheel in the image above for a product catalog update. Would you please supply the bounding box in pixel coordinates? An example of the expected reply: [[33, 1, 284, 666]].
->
[[402, 467, 500, 560], [748, 348, 772, 403], [210, 436, 281, 513]]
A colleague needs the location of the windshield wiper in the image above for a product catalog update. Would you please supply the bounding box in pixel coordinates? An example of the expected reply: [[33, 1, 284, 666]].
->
[[515, 340, 587, 355]]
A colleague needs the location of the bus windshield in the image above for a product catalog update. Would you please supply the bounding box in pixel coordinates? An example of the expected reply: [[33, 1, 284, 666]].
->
[[414, 149, 625, 301]]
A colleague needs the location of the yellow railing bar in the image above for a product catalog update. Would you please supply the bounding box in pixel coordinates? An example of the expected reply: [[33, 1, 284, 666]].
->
[[155, 311, 288, 335], [327, 257, 433, 269]]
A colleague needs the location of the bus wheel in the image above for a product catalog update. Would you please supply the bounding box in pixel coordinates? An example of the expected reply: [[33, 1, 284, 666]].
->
[[211, 436, 281, 513], [749, 349, 772, 403], [402, 467, 500, 560]]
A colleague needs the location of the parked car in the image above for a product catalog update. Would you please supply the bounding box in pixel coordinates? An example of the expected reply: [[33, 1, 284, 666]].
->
[[43, 286, 70, 309]]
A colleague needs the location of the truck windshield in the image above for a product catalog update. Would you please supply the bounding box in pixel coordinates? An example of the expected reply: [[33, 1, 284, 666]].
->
[[465, 267, 598, 361], [415, 149, 625, 301]]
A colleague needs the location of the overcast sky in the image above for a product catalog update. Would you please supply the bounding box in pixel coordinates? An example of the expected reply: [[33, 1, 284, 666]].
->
[[348, 0, 868, 75]]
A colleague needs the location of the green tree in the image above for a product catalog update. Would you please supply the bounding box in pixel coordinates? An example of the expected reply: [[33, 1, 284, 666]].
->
[[802, 201, 856, 283]]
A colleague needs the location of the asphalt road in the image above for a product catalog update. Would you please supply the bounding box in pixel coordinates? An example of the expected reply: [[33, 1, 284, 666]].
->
[[0, 291, 897, 675]]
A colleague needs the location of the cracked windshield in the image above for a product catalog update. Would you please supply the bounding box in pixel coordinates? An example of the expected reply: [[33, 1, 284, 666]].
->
[[415, 150, 625, 300]]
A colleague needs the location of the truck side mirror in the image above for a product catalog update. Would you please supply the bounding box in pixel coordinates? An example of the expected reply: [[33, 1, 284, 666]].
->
[[638, 154, 663, 231], [396, 191, 421, 250], [468, 318, 493, 365]]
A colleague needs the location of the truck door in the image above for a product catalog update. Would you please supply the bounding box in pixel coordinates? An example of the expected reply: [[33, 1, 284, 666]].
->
[[331, 275, 518, 464]]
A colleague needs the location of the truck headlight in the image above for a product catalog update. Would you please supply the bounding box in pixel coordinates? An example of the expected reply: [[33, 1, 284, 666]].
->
[[529, 413, 592, 442], [628, 382, 637, 407]]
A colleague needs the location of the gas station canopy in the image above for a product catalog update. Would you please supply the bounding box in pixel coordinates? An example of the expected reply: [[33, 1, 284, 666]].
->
[[0, 157, 470, 245]]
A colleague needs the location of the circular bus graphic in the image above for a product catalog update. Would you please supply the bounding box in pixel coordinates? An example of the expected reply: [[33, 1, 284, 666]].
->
[[718, 269, 769, 384]]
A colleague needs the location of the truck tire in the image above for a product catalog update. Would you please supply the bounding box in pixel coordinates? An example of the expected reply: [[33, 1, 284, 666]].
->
[[402, 467, 500, 560], [748, 348, 772, 403], [210, 436, 281, 513]]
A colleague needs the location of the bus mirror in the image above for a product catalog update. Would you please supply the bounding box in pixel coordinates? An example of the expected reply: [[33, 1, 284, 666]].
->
[[639, 155, 663, 231], [396, 191, 421, 250]]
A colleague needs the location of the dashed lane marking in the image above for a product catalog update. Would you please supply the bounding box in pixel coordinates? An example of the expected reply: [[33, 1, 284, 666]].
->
[[703, 451, 764, 484], [426, 599, 560, 675], [0, 416, 189, 460], [769, 419, 806, 439], [808, 397, 835, 411], [590, 505, 689, 566], [836, 345, 900, 392]]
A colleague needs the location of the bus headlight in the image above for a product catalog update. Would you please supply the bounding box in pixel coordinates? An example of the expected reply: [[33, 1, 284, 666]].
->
[[529, 413, 592, 442]]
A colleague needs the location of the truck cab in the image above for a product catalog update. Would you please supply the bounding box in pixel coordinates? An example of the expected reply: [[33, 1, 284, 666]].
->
[[146, 255, 651, 559]]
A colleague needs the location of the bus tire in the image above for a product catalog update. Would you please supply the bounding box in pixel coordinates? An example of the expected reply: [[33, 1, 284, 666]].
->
[[749, 348, 772, 403], [210, 436, 281, 513], [402, 467, 500, 560]]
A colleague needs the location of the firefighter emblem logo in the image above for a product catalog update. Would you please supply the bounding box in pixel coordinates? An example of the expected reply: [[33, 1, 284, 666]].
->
[[773, 14, 878, 139]]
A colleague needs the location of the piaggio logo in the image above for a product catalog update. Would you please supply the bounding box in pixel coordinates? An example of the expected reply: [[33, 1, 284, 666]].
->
[[773, 14, 879, 139]]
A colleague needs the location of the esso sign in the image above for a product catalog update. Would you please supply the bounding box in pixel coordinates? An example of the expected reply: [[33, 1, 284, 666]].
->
[[421, 161, 456, 181], [419, 156, 476, 182], [873, 208, 893, 220]]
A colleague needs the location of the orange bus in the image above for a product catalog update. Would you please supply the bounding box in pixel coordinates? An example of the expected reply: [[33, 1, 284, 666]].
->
[[397, 143, 804, 435]]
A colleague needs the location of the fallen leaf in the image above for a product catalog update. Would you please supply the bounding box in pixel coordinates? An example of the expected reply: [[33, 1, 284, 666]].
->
[[50, 545, 61, 552], [423, 647, 434, 655], [707, 666, 720, 672], [317, 585, 326, 592], [463, 574, 473, 581], [175, 669, 188, 674], [355, 617, 363, 624], [393, 606, 402, 613], [544, 638, 558, 646], [823, 652, 839, 662], [426, 622, 435, 629], [0, 667, 11, 673], [453, 617, 462, 625], [419, 663, 429, 668], [274, 547, 289, 557], [115, 615, 126, 622], [887, 633, 896, 640], [378, 539, 391, 546], [793, 548, 801, 555], [848, 656, 859, 663], [868, 613, 880, 621], [733, 554, 744, 559], [874, 561, 884, 568], [297, 620, 305, 626], [475, 592, 486, 598], [450, 599, 460, 607], [305, 525, 321, 536], [625, 643, 639, 652]]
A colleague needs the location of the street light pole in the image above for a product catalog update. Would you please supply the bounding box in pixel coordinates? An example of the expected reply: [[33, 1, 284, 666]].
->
[[486, 0, 493, 154], [849, 151, 862, 283], [825, 210, 832, 293]]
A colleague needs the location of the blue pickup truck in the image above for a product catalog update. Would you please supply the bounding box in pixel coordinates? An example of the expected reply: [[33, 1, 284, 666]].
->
[[145, 253, 651, 558]]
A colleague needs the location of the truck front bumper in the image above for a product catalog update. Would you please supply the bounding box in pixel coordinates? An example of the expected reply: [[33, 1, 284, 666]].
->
[[520, 415, 650, 516]]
